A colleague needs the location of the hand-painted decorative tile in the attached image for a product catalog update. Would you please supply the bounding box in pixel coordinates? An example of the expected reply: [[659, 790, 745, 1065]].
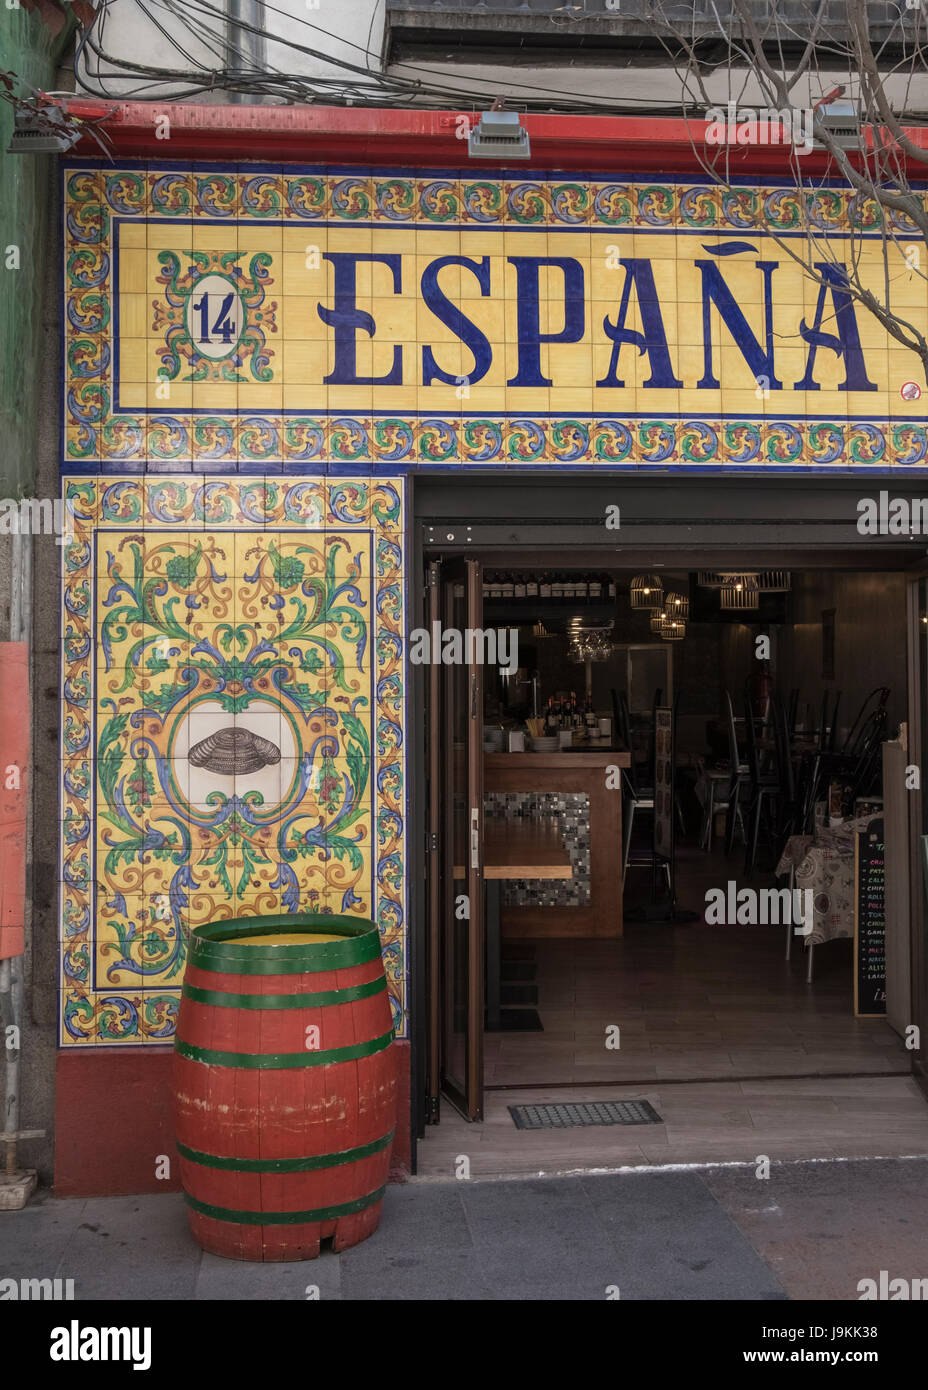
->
[[59, 475, 406, 1045], [63, 162, 928, 475]]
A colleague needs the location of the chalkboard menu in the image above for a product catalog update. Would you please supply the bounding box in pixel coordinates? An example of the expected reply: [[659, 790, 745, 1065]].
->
[[854, 818, 886, 1017]]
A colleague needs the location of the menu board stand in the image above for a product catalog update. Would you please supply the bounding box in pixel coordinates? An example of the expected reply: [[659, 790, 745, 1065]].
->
[[854, 818, 887, 1017]]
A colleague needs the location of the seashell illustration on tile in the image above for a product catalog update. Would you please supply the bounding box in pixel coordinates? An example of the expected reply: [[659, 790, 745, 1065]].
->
[[189, 727, 281, 776]]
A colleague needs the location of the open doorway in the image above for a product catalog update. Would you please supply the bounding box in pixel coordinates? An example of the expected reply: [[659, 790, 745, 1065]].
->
[[421, 556, 928, 1174]]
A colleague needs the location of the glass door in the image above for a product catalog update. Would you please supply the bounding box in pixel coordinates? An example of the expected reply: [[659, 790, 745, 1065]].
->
[[427, 557, 484, 1121]]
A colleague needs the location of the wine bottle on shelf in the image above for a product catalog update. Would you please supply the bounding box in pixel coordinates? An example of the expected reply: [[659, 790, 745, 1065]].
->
[[540, 574, 551, 599], [545, 697, 557, 736], [526, 577, 538, 599], [514, 576, 526, 599]]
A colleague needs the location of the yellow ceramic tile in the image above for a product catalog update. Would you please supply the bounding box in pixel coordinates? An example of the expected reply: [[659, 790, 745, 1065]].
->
[[117, 292, 149, 339], [147, 222, 193, 251], [118, 221, 147, 249], [460, 386, 507, 412], [371, 295, 417, 342], [117, 384, 147, 410], [278, 296, 328, 342], [324, 226, 374, 255], [280, 251, 319, 298], [548, 344, 593, 388], [723, 389, 774, 417], [237, 222, 283, 253], [192, 224, 237, 252], [239, 382, 283, 411], [118, 248, 148, 293], [282, 225, 329, 257], [147, 379, 193, 411], [801, 390, 849, 418], [327, 384, 374, 413], [192, 381, 238, 412], [282, 384, 328, 412]]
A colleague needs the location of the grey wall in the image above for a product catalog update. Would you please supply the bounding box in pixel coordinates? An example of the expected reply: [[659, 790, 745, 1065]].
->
[[774, 571, 907, 740]]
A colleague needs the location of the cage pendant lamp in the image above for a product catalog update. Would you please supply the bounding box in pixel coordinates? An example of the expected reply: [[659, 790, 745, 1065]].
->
[[649, 611, 666, 633], [659, 618, 685, 641], [720, 574, 759, 610], [631, 574, 663, 610], [756, 570, 791, 592], [664, 591, 689, 620]]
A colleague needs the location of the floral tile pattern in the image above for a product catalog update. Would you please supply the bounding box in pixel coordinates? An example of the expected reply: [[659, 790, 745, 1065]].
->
[[59, 475, 406, 1045]]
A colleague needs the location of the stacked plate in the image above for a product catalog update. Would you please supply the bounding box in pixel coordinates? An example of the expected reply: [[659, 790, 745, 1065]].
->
[[528, 735, 559, 752]]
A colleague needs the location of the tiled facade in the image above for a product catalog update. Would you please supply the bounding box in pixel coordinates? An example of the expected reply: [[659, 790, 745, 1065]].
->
[[58, 158, 928, 1055]]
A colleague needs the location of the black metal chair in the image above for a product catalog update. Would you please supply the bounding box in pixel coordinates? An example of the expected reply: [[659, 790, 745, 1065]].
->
[[771, 692, 800, 844], [818, 688, 842, 753], [613, 689, 654, 884], [743, 690, 782, 876], [699, 690, 747, 853], [841, 687, 890, 759]]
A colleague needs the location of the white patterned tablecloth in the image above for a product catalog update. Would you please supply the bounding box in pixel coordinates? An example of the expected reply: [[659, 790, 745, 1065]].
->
[[775, 816, 878, 947]]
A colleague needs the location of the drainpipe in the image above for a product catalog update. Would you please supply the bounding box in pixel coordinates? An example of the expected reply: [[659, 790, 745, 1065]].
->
[[227, 0, 268, 106]]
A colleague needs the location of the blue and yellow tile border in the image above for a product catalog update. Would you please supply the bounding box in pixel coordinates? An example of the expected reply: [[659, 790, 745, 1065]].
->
[[63, 161, 928, 474]]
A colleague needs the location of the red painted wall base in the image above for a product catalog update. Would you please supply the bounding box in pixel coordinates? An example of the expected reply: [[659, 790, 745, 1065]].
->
[[54, 1039, 412, 1197]]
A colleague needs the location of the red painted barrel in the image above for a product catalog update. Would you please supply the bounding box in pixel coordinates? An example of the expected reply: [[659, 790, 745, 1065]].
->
[[173, 914, 397, 1261]]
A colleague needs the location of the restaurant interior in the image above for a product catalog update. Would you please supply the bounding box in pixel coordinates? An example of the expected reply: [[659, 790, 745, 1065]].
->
[[425, 560, 915, 1169]]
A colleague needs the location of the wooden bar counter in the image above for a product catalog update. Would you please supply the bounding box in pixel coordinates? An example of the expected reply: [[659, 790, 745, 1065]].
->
[[484, 750, 631, 939]]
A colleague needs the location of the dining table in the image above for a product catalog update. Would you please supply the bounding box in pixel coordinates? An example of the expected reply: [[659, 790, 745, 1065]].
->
[[776, 813, 881, 980]]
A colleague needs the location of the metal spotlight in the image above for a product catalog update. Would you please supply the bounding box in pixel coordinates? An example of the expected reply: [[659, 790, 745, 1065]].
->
[[8, 106, 81, 154], [468, 110, 530, 160]]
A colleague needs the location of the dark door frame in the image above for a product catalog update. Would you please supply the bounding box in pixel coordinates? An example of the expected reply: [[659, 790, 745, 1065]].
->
[[407, 473, 928, 1161]]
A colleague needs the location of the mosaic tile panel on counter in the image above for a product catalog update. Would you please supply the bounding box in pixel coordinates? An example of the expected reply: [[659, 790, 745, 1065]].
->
[[485, 793, 590, 908], [59, 474, 406, 1045]]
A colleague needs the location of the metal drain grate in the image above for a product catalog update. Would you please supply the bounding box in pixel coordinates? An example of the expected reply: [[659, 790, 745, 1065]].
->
[[508, 1100, 663, 1130]]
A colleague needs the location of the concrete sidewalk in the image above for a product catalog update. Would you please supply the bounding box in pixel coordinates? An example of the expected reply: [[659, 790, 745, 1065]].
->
[[1, 1157, 925, 1300]]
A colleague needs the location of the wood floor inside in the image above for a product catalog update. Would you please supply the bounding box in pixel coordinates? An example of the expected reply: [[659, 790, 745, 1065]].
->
[[417, 844, 928, 1177]]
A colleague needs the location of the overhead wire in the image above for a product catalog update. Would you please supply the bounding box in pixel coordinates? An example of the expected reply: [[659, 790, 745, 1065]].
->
[[71, 0, 928, 123]]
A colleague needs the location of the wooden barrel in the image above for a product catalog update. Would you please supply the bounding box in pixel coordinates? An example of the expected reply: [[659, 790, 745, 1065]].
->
[[173, 913, 397, 1261]]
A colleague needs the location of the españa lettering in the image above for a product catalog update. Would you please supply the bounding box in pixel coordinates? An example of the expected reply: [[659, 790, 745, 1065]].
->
[[315, 249, 876, 392]]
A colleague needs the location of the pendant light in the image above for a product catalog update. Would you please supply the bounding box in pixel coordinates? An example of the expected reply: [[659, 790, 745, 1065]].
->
[[631, 574, 663, 610], [664, 591, 689, 620], [659, 617, 685, 641], [720, 574, 759, 610], [755, 571, 791, 592]]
